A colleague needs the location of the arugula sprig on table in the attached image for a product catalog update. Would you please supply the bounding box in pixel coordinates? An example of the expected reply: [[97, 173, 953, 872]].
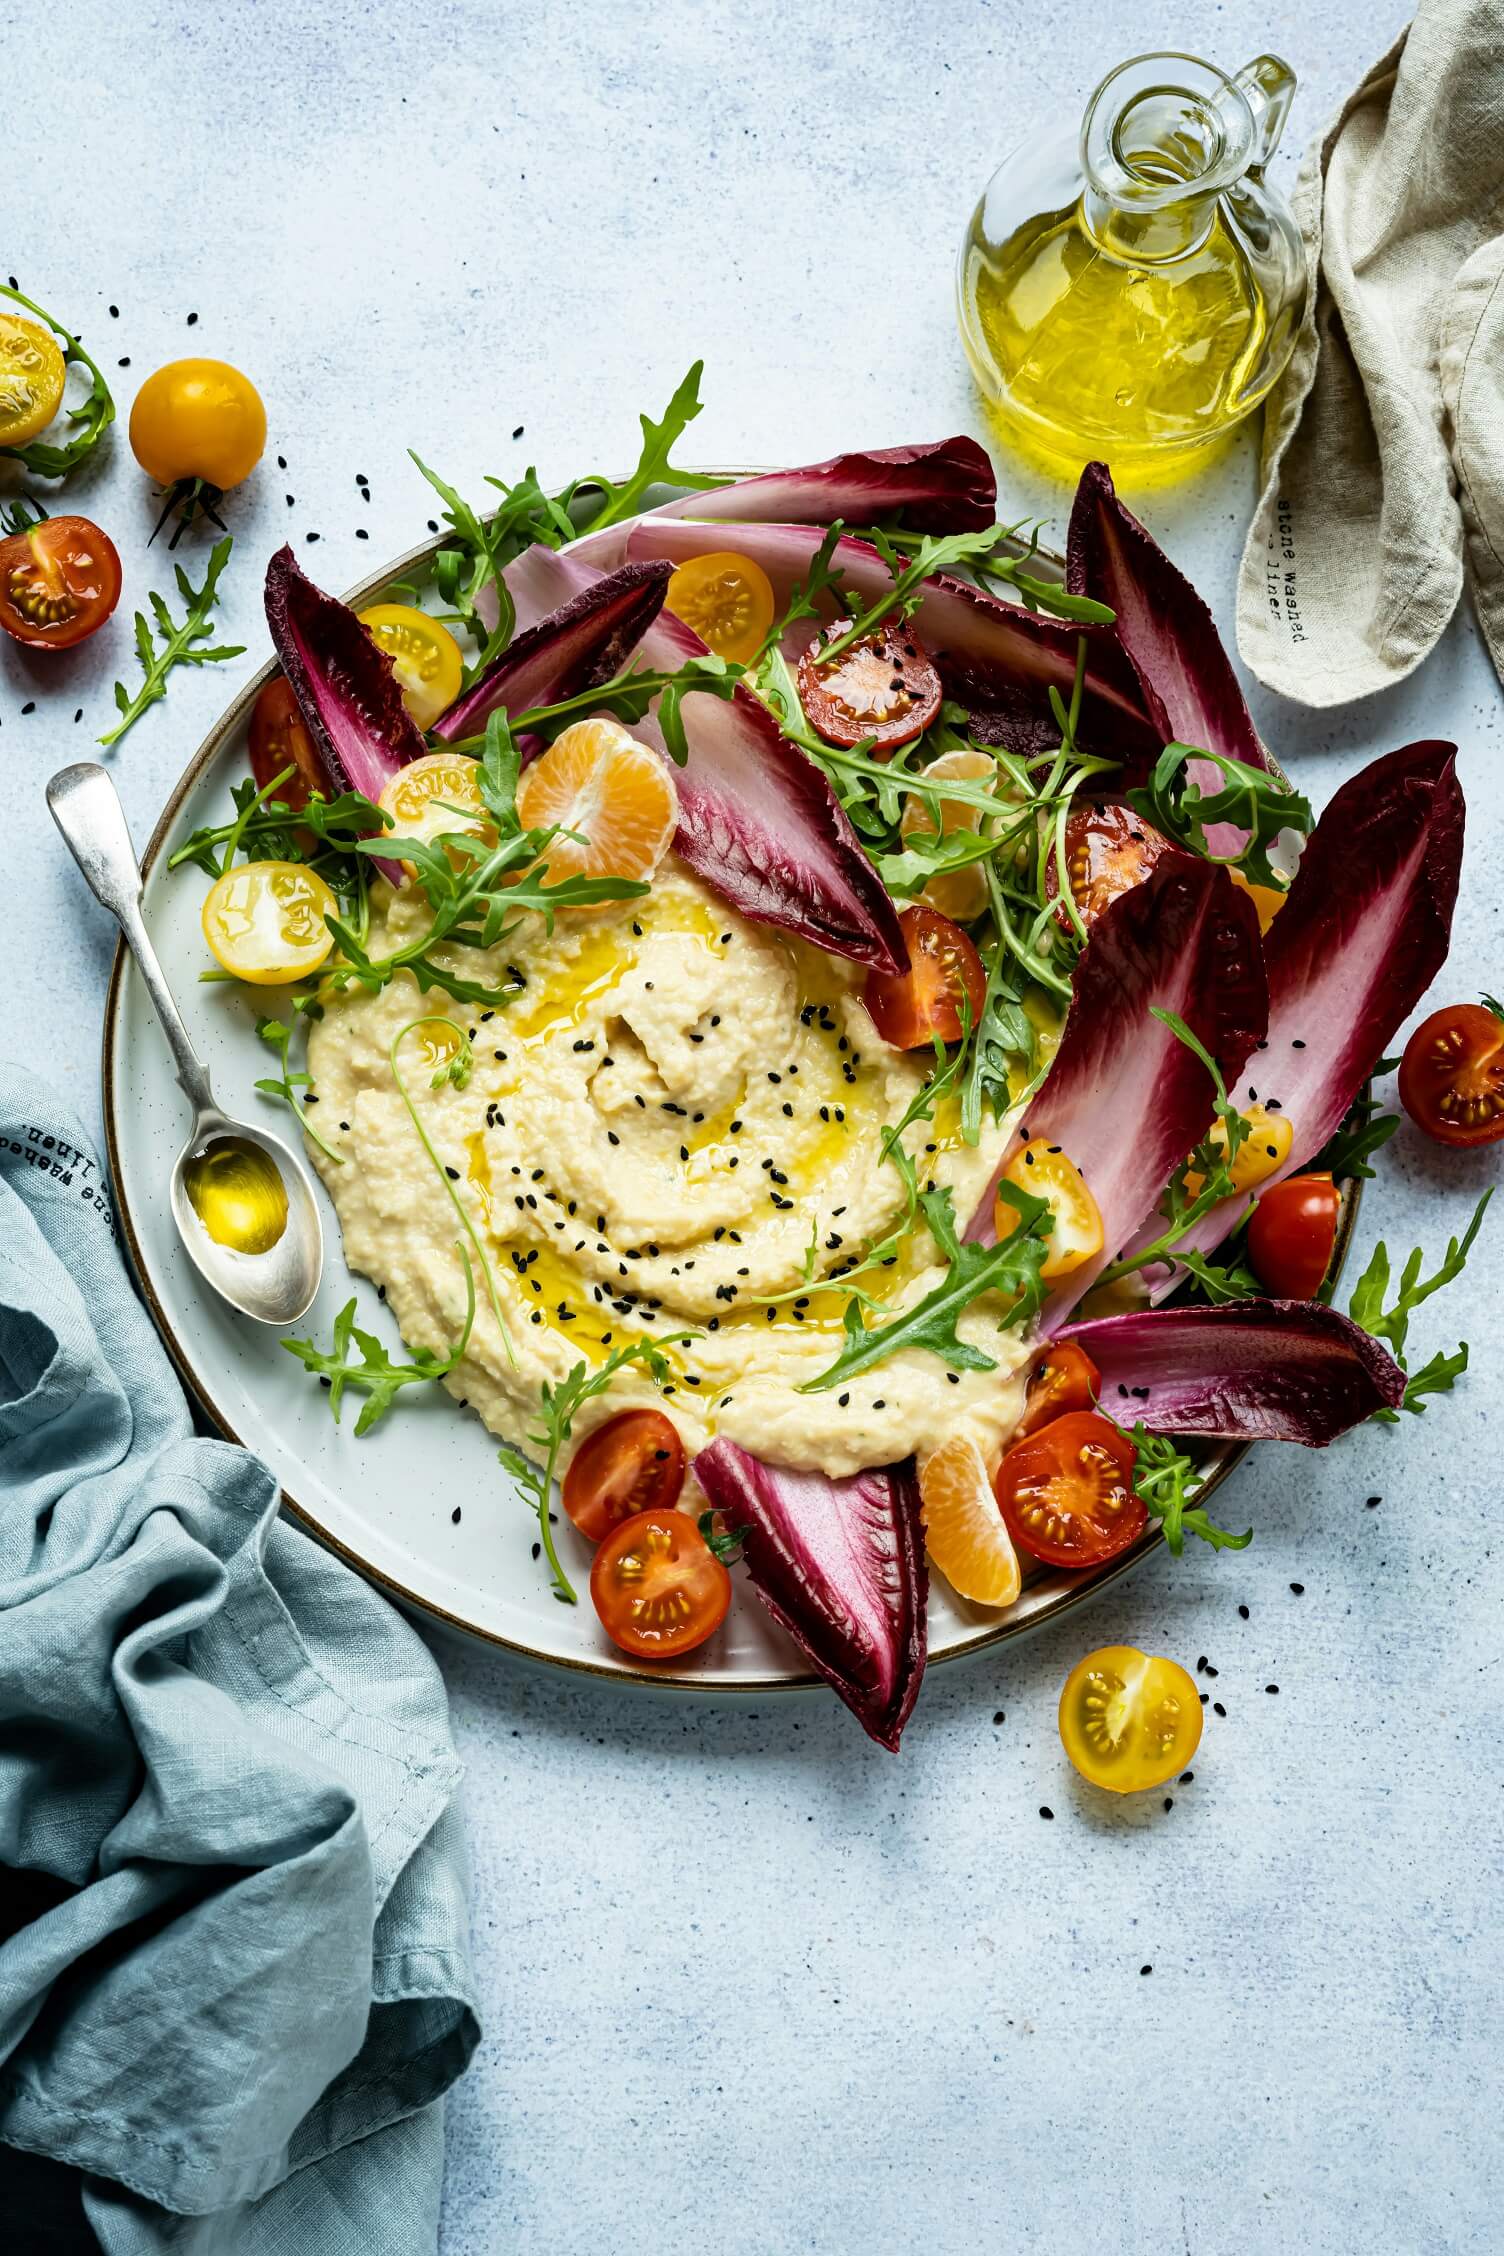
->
[[99, 535, 243, 750], [499, 1336, 695, 1605], [0, 282, 115, 479], [1347, 1189, 1491, 1418]]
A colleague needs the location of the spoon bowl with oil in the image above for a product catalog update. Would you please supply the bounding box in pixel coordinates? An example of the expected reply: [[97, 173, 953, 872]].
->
[[48, 761, 324, 1326]]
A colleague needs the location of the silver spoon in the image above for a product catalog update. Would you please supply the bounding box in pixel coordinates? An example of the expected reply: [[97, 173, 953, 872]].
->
[[48, 761, 324, 1325]]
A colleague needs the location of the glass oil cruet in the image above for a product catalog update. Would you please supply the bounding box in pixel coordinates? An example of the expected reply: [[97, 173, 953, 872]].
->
[[957, 52, 1306, 480]]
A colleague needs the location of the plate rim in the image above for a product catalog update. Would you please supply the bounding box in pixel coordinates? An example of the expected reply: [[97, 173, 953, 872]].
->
[[99, 489, 1361, 1694]]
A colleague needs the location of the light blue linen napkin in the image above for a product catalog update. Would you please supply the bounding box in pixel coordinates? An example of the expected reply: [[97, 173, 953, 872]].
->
[[0, 1066, 478, 2251]]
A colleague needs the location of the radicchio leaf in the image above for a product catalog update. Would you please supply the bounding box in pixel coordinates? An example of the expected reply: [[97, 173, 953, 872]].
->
[[432, 559, 671, 752], [654, 437, 998, 533], [1060, 1299, 1406, 1442], [966, 854, 1268, 1331], [498, 542, 909, 974], [1067, 461, 1270, 775], [695, 1440, 927, 1752], [1153, 740, 1464, 1280], [264, 545, 426, 885], [622, 517, 1160, 760]]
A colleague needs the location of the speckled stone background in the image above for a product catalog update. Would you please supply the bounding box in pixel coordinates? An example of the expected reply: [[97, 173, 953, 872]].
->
[[7, 2, 1502, 2249]]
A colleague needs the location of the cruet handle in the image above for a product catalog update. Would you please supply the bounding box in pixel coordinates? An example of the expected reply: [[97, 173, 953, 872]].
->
[[1232, 55, 1296, 170]]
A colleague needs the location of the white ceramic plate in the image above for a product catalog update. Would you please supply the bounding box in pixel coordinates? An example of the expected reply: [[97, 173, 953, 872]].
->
[[102, 484, 1344, 1696]]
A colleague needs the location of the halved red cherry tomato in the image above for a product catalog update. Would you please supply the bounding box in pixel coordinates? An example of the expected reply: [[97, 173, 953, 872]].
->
[[993, 1410, 1145, 1570], [1246, 1171, 1340, 1299], [1014, 1340, 1101, 1441], [248, 677, 326, 811], [1044, 801, 1172, 933], [797, 616, 942, 752], [563, 1408, 686, 1544], [0, 515, 121, 651], [1399, 1001, 1504, 1149], [590, 1507, 731, 1660], [863, 904, 987, 1049]]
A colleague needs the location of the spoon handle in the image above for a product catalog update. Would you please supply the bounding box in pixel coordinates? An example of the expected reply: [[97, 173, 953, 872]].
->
[[48, 762, 216, 1118]]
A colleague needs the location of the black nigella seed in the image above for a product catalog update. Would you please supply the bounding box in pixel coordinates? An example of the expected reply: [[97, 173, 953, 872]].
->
[[1238, 1604, 1249, 1619], [513, 425, 524, 439], [993, 1711, 1004, 1725], [1179, 1770, 1194, 1783], [1365, 1495, 1381, 1509], [1290, 1582, 1305, 1595], [109, 304, 119, 317], [1213, 1701, 1226, 1717], [1039, 1807, 1054, 1821], [186, 310, 198, 325], [451, 1507, 461, 1524], [118, 356, 131, 368], [1140, 1964, 1152, 1976], [278, 454, 287, 468], [1265, 1684, 1279, 1695]]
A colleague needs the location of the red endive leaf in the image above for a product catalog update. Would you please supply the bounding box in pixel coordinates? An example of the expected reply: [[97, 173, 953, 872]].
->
[[433, 559, 671, 751], [655, 437, 997, 533], [1150, 741, 1464, 1282], [966, 854, 1267, 1330], [264, 545, 426, 885], [623, 516, 1159, 758], [498, 542, 908, 974], [1067, 461, 1269, 773], [695, 1441, 927, 1752], [1060, 1299, 1406, 1443]]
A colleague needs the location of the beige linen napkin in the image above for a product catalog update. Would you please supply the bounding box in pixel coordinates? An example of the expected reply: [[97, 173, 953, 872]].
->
[[1236, 0, 1504, 706]]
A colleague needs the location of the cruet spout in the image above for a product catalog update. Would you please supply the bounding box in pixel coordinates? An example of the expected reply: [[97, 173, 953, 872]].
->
[[1230, 55, 1296, 170]]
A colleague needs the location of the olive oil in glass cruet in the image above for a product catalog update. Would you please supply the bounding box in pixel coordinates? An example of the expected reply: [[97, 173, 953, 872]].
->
[[957, 52, 1306, 481]]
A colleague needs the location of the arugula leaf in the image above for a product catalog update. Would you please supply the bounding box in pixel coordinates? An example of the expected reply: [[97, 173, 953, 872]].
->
[[253, 1014, 343, 1165], [1128, 741, 1311, 891], [410, 450, 516, 671], [169, 776, 388, 883], [99, 536, 243, 749], [1130, 1425, 1253, 1554], [817, 522, 1112, 668], [499, 1335, 694, 1603], [801, 1179, 1051, 1393], [575, 362, 726, 533], [1315, 1068, 1401, 1183], [0, 282, 115, 478], [1347, 1189, 1490, 1419], [284, 1245, 476, 1437], [698, 1509, 752, 1566]]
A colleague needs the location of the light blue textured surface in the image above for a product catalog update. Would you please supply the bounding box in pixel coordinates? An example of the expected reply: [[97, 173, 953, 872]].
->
[[6, 3, 1501, 2252]]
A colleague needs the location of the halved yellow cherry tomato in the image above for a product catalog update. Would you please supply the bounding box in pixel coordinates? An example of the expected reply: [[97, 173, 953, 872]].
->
[[0, 312, 66, 447], [201, 861, 337, 984], [377, 751, 489, 858], [1058, 1644, 1202, 1794], [995, 1137, 1104, 1280], [665, 550, 775, 664], [129, 359, 267, 490], [1183, 1102, 1294, 1197], [359, 604, 464, 729], [1229, 868, 1288, 933]]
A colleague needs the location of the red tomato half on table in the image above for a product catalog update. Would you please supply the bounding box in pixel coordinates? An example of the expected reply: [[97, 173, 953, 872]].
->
[[590, 1508, 731, 1660], [863, 904, 987, 1049], [0, 515, 121, 650], [993, 1410, 1145, 1570], [1247, 1172, 1340, 1299], [1399, 1001, 1504, 1149], [563, 1408, 686, 1544]]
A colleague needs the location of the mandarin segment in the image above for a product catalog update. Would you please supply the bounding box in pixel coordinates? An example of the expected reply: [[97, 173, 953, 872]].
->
[[920, 1435, 1022, 1607], [516, 717, 679, 895]]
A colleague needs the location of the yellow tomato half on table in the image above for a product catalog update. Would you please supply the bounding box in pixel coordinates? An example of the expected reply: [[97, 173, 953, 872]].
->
[[1058, 1645, 1202, 1794]]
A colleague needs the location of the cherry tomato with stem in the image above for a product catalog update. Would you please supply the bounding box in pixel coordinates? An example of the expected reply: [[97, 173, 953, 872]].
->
[[1399, 1000, 1504, 1149], [1044, 801, 1172, 935], [563, 1409, 686, 1544], [1014, 1340, 1101, 1441], [797, 616, 942, 752], [863, 904, 986, 1049], [129, 358, 266, 543], [0, 515, 121, 651], [248, 677, 327, 811], [590, 1508, 731, 1660], [993, 1410, 1145, 1570], [1246, 1172, 1340, 1299]]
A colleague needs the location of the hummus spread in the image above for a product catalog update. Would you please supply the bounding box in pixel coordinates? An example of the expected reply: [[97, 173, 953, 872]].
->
[[305, 859, 1033, 1481]]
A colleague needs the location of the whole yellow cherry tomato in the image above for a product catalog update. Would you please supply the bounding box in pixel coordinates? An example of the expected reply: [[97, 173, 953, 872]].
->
[[358, 604, 464, 729], [665, 550, 775, 664], [1058, 1644, 1202, 1794], [130, 359, 267, 491], [0, 312, 66, 447], [201, 861, 336, 984]]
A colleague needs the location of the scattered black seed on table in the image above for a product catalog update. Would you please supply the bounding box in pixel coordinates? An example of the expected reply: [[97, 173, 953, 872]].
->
[[21, 702, 34, 716], [531, 1542, 541, 1560], [1163, 1797, 1173, 1812], [109, 304, 119, 317], [1140, 1964, 1152, 1976], [513, 425, 524, 438], [356, 528, 369, 539], [1198, 1692, 1208, 1706], [992, 1711, 1004, 1725], [1366, 1495, 1381, 1509], [186, 311, 198, 325], [286, 494, 295, 507], [305, 531, 320, 543], [1179, 1770, 1194, 1784], [451, 1507, 461, 1524], [118, 357, 130, 368], [1039, 1807, 1054, 1821], [1213, 1701, 1226, 1717], [1238, 1604, 1249, 1619], [1266, 1684, 1280, 1695]]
